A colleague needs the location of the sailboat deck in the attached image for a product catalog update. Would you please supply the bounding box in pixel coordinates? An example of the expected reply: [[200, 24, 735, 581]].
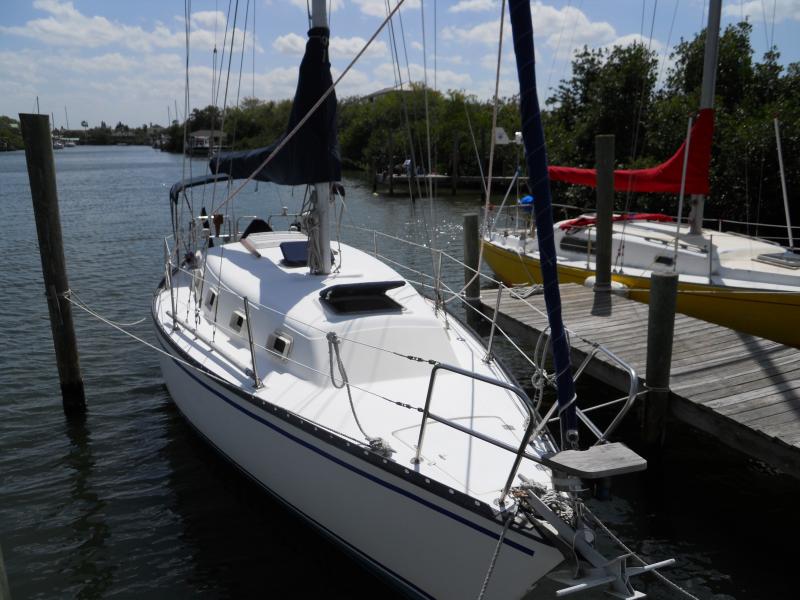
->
[[154, 238, 560, 508], [480, 283, 800, 479]]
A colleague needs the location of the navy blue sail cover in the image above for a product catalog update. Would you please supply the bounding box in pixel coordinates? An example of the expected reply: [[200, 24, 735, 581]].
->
[[209, 27, 341, 185], [508, 0, 578, 445]]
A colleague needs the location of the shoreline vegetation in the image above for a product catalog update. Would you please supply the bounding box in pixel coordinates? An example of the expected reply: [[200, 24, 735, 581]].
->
[[2, 22, 796, 226]]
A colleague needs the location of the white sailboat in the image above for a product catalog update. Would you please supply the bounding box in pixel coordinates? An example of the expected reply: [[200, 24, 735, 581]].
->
[[152, 2, 668, 597]]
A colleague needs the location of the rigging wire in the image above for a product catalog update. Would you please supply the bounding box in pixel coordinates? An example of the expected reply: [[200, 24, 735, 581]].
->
[[395, 4, 429, 187], [210, 0, 240, 213], [418, 0, 441, 296], [614, 0, 660, 270], [213, 0, 408, 217], [179, 0, 193, 259], [383, 0, 427, 205]]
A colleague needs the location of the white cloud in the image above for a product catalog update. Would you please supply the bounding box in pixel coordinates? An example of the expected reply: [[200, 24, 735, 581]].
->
[[372, 61, 471, 89], [605, 33, 665, 53], [273, 33, 387, 59], [449, 0, 495, 13], [0, 0, 183, 51], [353, 0, 421, 18], [441, 3, 615, 56], [330, 36, 387, 59], [723, 0, 800, 23], [0, 1, 260, 55], [273, 32, 307, 54], [191, 10, 226, 30]]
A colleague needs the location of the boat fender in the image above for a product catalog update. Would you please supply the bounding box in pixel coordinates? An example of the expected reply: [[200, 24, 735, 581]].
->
[[212, 213, 223, 237], [582, 276, 628, 297]]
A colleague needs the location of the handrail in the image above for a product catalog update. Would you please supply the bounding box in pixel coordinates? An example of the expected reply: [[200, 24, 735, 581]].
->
[[411, 362, 543, 506], [533, 325, 640, 446]]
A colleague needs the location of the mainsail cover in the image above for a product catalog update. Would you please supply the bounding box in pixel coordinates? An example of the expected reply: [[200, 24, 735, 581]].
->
[[209, 27, 341, 185], [548, 108, 714, 195]]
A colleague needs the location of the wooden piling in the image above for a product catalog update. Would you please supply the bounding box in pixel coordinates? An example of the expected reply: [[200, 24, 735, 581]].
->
[[19, 113, 86, 415], [387, 131, 394, 196], [463, 214, 481, 306], [643, 271, 678, 446], [451, 135, 460, 196], [0, 542, 10, 600], [594, 134, 614, 292]]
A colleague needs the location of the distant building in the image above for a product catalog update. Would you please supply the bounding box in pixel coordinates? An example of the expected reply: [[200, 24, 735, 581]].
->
[[188, 129, 226, 156], [364, 86, 416, 102]]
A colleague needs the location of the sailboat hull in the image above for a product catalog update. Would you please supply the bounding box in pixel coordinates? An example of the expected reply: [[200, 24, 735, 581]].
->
[[482, 239, 800, 348], [153, 322, 564, 600]]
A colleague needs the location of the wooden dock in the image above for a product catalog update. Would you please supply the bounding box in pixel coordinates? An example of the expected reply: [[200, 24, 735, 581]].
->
[[479, 284, 800, 478]]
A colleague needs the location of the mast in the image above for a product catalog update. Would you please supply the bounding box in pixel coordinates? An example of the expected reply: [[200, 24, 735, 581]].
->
[[687, 0, 721, 235], [507, 0, 578, 448], [310, 0, 332, 275]]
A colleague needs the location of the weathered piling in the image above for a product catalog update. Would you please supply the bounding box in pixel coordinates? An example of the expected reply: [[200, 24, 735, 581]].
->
[[594, 134, 614, 292], [451, 134, 460, 196], [463, 214, 481, 328], [20, 113, 86, 415], [387, 131, 394, 195], [0, 542, 11, 600], [643, 271, 678, 446]]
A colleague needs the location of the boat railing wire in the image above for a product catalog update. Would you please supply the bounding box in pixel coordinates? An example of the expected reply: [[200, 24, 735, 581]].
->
[[165, 222, 641, 450], [490, 202, 800, 245]]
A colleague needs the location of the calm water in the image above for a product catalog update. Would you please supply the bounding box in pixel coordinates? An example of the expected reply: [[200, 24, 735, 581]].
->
[[0, 146, 795, 599]]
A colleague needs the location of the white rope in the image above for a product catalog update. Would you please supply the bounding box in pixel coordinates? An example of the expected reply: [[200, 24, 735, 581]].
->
[[581, 504, 702, 600]]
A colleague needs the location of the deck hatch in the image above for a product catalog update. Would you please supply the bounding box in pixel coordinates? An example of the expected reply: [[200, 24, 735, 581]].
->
[[279, 241, 309, 267], [320, 281, 405, 314], [756, 251, 800, 269]]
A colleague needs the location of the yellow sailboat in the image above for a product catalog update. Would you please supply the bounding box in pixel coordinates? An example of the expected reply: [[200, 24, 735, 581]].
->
[[482, 214, 800, 347]]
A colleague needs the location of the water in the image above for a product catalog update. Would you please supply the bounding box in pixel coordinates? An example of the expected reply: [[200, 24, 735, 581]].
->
[[0, 146, 795, 599]]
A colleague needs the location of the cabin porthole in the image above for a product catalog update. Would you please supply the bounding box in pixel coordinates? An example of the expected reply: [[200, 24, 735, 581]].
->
[[229, 310, 246, 333], [267, 331, 293, 360], [206, 289, 218, 309]]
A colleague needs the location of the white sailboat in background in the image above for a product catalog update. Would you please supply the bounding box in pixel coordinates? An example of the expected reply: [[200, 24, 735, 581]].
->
[[482, 0, 800, 348], [152, 1, 671, 597]]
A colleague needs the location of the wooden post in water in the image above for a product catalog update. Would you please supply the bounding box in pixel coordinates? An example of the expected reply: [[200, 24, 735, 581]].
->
[[643, 271, 678, 446], [451, 134, 460, 196], [19, 113, 86, 415], [0, 542, 10, 600], [594, 134, 614, 292], [387, 131, 394, 196], [463, 214, 481, 327]]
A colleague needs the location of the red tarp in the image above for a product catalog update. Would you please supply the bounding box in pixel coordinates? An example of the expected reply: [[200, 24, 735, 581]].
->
[[548, 108, 714, 195], [559, 213, 674, 230]]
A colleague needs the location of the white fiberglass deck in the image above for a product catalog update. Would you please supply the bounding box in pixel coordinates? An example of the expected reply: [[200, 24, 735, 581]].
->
[[154, 232, 556, 506]]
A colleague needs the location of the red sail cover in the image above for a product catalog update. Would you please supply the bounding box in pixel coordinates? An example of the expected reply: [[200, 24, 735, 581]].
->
[[548, 108, 714, 195]]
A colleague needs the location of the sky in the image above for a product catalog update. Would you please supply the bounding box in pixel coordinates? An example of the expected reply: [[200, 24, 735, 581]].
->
[[2, 0, 799, 128]]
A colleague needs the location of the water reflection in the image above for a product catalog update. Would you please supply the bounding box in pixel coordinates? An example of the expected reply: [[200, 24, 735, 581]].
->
[[62, 414, 114, 599]]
